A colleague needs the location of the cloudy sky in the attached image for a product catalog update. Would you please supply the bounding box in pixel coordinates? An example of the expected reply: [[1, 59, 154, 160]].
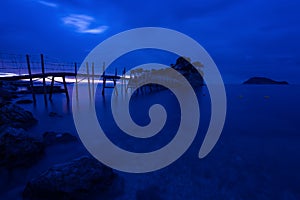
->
[[0, 0, 299, 83]]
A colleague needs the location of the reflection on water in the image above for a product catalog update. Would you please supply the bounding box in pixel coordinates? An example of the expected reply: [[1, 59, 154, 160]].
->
[[2, 84, 300, 199]]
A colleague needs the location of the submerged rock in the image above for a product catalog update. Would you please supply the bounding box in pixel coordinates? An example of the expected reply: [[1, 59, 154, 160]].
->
[[243, 77, 288, 85], [43, 131, 77, 146], [0, 103, 37, 128], [0, 81, 19, 101], [23, 156, 123, 200], [136, 185, 162, 200], [16, 99, 33, 104], [0, 126, 44, 168], [48, 111, 63, 118]]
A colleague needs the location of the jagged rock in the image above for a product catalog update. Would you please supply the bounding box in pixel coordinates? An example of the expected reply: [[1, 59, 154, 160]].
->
[[43, 131, 77, 146], [0, 126, 44, 168], [136, 185, 162, 200], [23, 156, 124, 200], [243, 77, 288, 85], [172, 56, 204, 87], [0, 103, 37, 128]]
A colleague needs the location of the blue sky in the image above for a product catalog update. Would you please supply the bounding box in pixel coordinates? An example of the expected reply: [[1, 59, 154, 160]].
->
[[0, 0, 299, 83]]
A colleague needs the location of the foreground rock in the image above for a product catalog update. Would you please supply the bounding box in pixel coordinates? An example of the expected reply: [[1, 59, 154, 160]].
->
[[43, 131, 77, 146], [23, 156, 123, 200], [243, 77, 288, 85], [0, 81, 18, 100], [0, 126, 44, 168], [0, 103, 37, 128]]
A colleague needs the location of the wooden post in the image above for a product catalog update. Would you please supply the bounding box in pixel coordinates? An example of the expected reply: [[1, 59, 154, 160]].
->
[[114, 68, 118, 95], [122, 67, 126, 94], [102, 63, 105, 96], [49, 76, 55, 100], [26, 54, 36, 104], [92, 62, 95, 99], [62, 76, 69, 101], [102, 62, 105, 75], [102, 77, 106, 96], [74, 62, 78, 101], [40, 54, 47, 106], [86, 62, 92, 102]]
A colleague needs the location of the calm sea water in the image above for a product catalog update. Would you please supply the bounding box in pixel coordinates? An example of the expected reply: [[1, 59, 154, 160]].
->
[[1, 84, 300, 199]]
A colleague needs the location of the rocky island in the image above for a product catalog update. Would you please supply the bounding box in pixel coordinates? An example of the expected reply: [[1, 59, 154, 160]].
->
[[243, 77, 288, 85]]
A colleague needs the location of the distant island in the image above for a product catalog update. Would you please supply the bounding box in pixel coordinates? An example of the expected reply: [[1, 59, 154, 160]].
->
[[243, 77, 289, 85]]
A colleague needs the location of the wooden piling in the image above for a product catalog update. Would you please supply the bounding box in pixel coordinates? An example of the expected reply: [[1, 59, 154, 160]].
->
[[49, 76, 55, 100], [62, 76, 69, 101], [74, 62, 78, 101], [102, 62, 105, 75], [114, 68, 118, 95], [26, 54, 36, 104], [92, 62, 95, 99], [40, 54, 48, 106], [122, 67, 126, 93], [86, 62, 92, 102], [102, 68, 106, 96]]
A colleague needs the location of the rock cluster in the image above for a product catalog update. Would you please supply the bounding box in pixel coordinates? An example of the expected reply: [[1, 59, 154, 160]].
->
[[0, 103, 37, 128], [0, 126, 44, 168]]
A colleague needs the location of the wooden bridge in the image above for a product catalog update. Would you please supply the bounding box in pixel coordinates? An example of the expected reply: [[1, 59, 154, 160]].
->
[[0, 54, 123, 105], [0, 53, 203, 105]]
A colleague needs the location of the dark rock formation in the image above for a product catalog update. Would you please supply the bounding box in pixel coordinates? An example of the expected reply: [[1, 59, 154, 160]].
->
[[43, 131, 77, 146], [243, 77, 288, 85], [0, 81, 18, 100], [23, 156, 123, 200], [171, 56, 204, 87], [0, 126, 44, 168], [0, 103, 37, 128], [16, 99, 33, 104]]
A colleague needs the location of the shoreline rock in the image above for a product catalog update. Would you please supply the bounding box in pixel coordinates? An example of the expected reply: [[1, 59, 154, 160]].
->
[[0, 102, 37, 128], [0, 126, 45, 169], [0, 81, 18, 101]]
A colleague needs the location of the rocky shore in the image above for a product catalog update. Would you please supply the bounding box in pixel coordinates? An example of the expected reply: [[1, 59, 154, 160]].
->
[[0, 81, 123, 199]]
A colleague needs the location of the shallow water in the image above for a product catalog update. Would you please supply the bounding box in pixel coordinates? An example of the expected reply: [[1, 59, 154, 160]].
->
[[1, 84, 300, 199]]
